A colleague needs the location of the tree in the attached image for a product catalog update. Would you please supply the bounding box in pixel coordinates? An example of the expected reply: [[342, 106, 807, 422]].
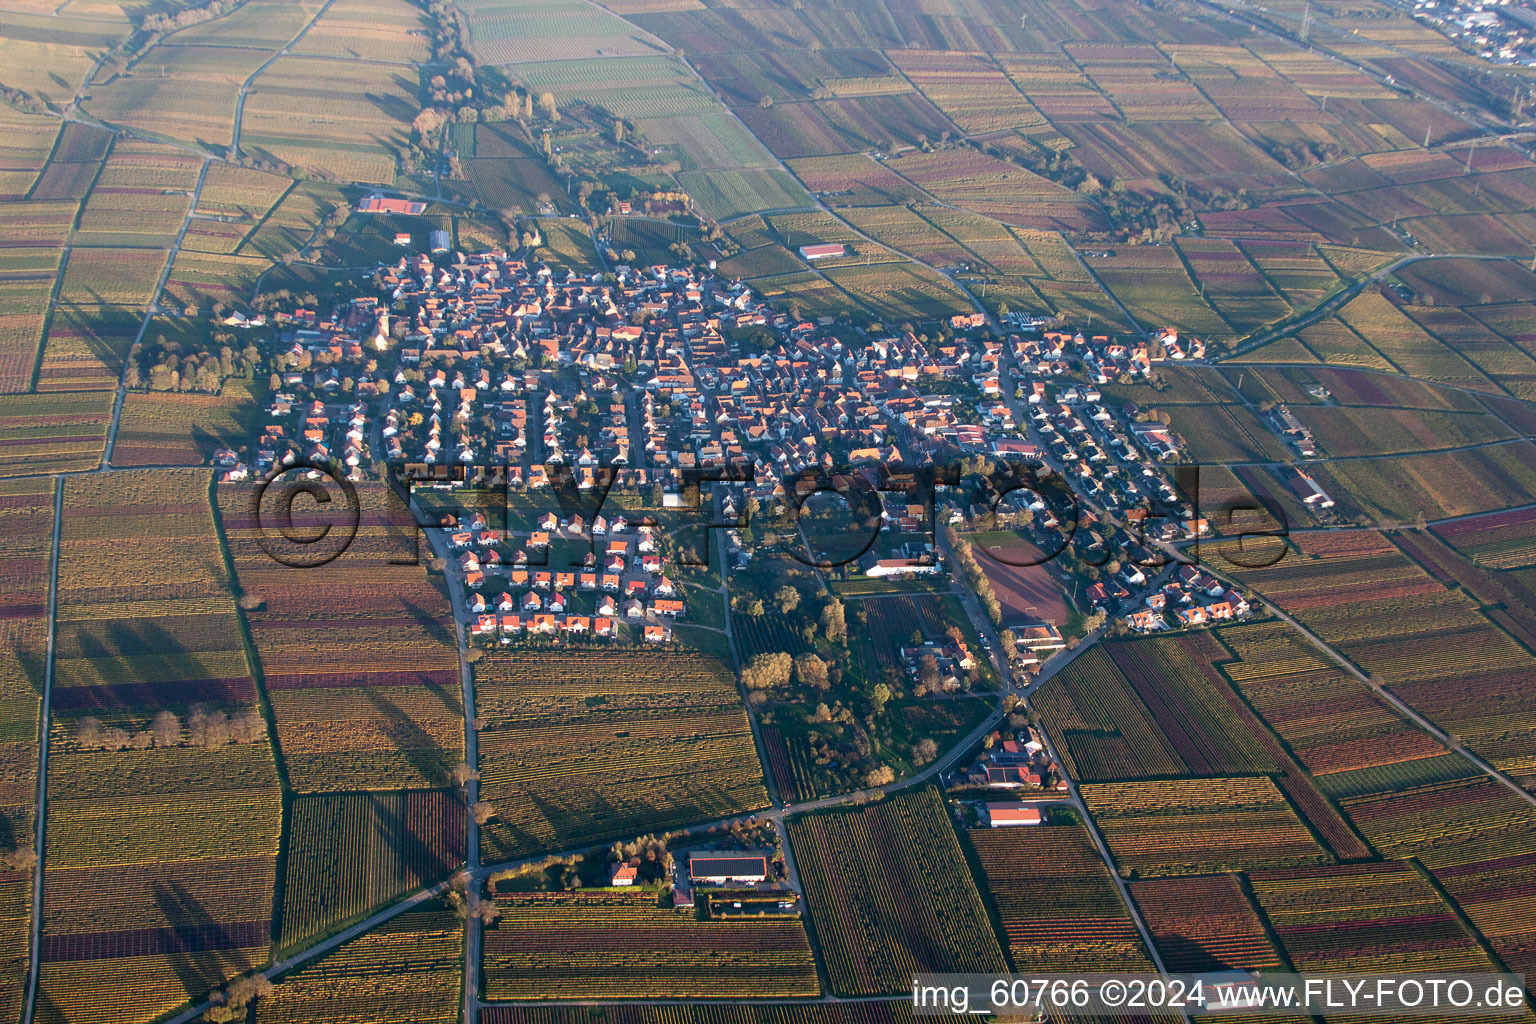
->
[[741, 651, 793, 690], [913, 737, 939, 765], [774, 584, 800, 615], [919, 654, 940, 691], [472, 801, 497, 825], [864, 764, 895, 787], [870, 682, 891, 714], [537, 91, 557, 118], [820, 599, 846, 643], [794, 652, 829, 690], [150, 710, 181, 747], [452, 762, 480, 787], [75, 717, 103, 749]]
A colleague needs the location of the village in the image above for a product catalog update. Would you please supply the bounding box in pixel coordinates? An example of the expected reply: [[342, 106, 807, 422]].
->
[[226, 237, 1290, 643]]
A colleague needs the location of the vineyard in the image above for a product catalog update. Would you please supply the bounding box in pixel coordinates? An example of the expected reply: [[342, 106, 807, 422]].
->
[[113, 381, 257, 467], [1215, 620, 1449, 777], [278, 790, 466, 949], [35, 470, 285, 1022], [1435, 506, 1536, 570], [1107, 633, 1369, 859], [1337, 777, 1536, 869], [1249, 861, 1503, 975], [219, 482, 465, 793], [968, 822, 1156, 972], [787, 788, 1006, 995], [483, 889, 817, 999], [0, 480, 52, 1020], [0, 392, 113, 478], [1032, 646, 1187, 781], [1129, 874, 1287, 973], [483, 1006, 923, 1024], [252, 900, 461, 1023], [1081, 778, 1332, 876], [1433, 853, 1536, 975], [474, 646, 766, 861], [1227, 532, 1536, 791]]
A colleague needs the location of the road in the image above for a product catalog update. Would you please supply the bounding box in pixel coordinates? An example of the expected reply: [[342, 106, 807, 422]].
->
[[229, 0, 342, 157], [20, 480, 63, 1024], [1224, 252, 1525, 361], [419, 517, 484, 1023], [100, 158, 211, 469], [1209, 563, 1536, 812]]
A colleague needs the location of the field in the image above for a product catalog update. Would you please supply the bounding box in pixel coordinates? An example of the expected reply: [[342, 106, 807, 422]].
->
[[1435, 506, 1536, 570], [474, 646, 765, 862], [34, 306, 142, 393], [0, 480, 52, 1020], [969, 821, 1157, 972], [40, 470, 281, 1024], [968, 532, 1072, 626], [1249, 861, 1508, 974], [485, 1008, 921, 1024], [218, 482, 465, 792], [0, 393, 113, 477], [1130, 874, 1287, 973], [1307, 441, 1536, 525], [483, 889, 817, 999], [1081, 777, 1331, 875], [241, 57, 415, 184], [787, 787, 1006, 995], [278, 790, 465, 949], [113, 380, 258, 466], [1228, 532, 1536, 790], [252, 899, 461, 1024]]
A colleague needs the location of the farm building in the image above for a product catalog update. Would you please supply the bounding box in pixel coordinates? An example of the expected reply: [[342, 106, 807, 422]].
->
[[798, 243, 846, 261], [358, 194, 427, 215], [865, 557, 941, 578], [689, 854, 768, 884], [431, 229, 451, 254], [985, 803, 1043, 827]]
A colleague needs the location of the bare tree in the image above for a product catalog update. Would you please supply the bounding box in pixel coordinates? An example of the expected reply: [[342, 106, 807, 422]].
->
[[150, 710, 182, 747], [75, 717, 104, 749]]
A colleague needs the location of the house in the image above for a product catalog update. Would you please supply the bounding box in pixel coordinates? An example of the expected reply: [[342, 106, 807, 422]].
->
[[986, 765, 1041, 787], [611, 861, 639, 886], [689, 854, 768, 884], [986, 803, 1044, 827], [643, 623, 672, 642]]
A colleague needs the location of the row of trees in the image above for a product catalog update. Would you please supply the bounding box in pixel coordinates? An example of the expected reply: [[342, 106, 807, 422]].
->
[[74, 706, 265, 751], [945, 526, 1003, 625]]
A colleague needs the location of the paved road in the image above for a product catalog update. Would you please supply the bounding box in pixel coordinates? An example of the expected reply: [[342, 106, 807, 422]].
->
[[230, 0, 342, 156], [419, 518, 484, 1022], [1224, 252, 1523, 361], [20, 480, 64, 1024], [101, 158, 211, 469]]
